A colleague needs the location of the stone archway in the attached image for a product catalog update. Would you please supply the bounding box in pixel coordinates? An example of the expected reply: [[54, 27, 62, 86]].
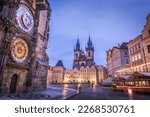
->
[[9, 74, 18, 94]]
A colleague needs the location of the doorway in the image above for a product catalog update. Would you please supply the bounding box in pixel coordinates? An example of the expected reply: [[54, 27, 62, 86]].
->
[[9, 74, 18, 94]]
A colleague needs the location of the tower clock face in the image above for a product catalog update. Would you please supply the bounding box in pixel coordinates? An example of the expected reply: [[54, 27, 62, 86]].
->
[[16, 5, 34, 32], [11, 39, 29, 63]]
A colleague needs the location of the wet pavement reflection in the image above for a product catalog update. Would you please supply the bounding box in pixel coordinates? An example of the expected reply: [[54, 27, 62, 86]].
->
[[68, 84, 150, 100]]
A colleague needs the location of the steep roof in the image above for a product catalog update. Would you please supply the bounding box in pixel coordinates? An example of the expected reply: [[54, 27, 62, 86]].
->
[[119, 42, 128, 49], [55, 60, 64, 67]]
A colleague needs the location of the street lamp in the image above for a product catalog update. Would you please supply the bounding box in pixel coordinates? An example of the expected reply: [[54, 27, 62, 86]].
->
[[128, 88, 133, 100]]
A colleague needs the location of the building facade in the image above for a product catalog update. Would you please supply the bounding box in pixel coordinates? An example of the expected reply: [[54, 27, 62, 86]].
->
[[141, 14, 150, 71], [127, 35, 145, 67], [106, 43, 130, 78], [52, 60, 65, 84], [0, 0, 51, 94], [116, 14, 150, 75], [47, 66, 53, 85], [96, 65, 108, 83], [64, 66, 97, 84], [47, 37, 107, 84], [49, 63, 107, 84]]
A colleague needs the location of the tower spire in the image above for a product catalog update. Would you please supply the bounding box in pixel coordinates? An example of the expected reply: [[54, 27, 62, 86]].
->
[[75, 37, 80, 51], [86, 35, 94, 51], [89, 33, 91, 41], [87, 35, 92, 48]]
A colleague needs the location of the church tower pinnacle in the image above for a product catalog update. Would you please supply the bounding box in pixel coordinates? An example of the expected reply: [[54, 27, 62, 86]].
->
[[74, 38, 80, 51], [87, 35, 94, 51]]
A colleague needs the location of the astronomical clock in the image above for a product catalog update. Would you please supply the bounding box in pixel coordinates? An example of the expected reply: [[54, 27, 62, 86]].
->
[[11, 38, 29, 64], [16, 5, 34, 32], [8, 4, 34, 65], [0, 0, 51, 94]]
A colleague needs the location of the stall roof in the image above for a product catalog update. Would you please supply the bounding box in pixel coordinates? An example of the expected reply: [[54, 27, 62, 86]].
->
[[119, 75, 130, 80], [139, 72, 150, 77]]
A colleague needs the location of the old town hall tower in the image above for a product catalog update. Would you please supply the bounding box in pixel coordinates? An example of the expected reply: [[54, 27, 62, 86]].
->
[[0, 0, 51, 94], [73, 36, 95, 69]]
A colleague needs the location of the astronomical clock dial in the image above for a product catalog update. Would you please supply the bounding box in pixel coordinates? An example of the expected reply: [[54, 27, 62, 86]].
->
[[11, 39, 29, 63], [16, 5, 34, 32]]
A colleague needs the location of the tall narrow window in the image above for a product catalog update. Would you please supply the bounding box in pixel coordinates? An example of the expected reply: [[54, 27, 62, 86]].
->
[[130, 48, 132, 53], [88, 52, 91, 57], [126, 59, 129, 64], [138, 53, 141, 59], [138, 43, 141, 48], [76, 53, 78, 58], [147, 44, 150, 53], [125, 52, 128, 55]]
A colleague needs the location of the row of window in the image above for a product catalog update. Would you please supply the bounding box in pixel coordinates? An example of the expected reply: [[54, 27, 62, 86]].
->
[[129, 43, 141, 54], [131, 53, 141, 62], [75, 52, 93, 58], [108, 58, 129, 70], [120, 66, 150, 75]]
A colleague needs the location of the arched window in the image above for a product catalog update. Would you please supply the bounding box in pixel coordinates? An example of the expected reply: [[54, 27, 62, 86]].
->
[[81, 63, 85, 66]]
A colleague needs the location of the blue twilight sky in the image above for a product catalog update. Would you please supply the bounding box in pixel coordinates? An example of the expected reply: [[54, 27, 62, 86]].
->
[[47, 0, 150, 68]]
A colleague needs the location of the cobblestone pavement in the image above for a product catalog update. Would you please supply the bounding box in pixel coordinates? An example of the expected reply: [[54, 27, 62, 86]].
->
[[1, 84, 150, 100], [68, 85, 150, 100], [0, 84, 77, 100]]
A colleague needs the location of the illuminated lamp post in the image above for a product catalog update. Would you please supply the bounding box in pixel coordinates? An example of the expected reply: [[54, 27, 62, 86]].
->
[[128, 88, 133, 100]]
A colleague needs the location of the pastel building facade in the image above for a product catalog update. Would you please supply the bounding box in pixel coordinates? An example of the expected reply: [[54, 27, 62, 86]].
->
[[47, 37, 107, 84], [106, 43, 130, 78]]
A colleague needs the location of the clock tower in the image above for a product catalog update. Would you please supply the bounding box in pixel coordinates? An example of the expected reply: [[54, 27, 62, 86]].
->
[[0, 0, 51, 94]]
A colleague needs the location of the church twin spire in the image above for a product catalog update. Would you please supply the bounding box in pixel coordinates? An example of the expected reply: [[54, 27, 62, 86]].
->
[[73, 35, 95, 69], [74, 35, 94, 51]]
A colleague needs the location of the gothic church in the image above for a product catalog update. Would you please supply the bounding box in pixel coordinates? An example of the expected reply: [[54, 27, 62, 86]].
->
[[73, 36, 95, 69]]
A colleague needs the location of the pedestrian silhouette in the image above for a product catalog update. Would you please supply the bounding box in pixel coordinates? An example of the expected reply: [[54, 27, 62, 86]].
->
[[78, 86, 81, 93]]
